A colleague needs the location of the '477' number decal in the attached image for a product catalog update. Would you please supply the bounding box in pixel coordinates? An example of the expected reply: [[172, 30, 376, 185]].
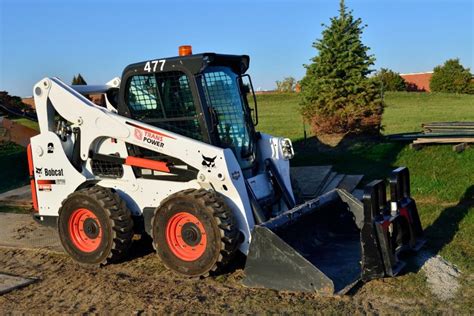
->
[[144, 60, 166, 72]]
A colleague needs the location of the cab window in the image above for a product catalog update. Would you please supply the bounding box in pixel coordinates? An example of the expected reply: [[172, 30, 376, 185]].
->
[[126, 71, 203, 140]]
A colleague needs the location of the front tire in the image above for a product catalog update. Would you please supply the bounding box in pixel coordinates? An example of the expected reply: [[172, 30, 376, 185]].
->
[[58, 186, 133, 265], [152, 189, 239, 277]]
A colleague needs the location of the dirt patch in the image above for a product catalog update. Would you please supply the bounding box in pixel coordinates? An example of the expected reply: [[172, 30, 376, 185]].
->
[[0, 213, 62, 252], [0, 246, 467, 314], [0, 273, 36, 295], [417, 251, 461, 301]]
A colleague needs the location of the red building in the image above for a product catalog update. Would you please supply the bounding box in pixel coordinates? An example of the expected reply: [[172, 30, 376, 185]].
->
[[400, 72, 433, 92]]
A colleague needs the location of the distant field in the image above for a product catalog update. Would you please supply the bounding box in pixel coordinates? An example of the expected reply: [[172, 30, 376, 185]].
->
[[382, 92, 474, 134], [256, 91, 474, 139]]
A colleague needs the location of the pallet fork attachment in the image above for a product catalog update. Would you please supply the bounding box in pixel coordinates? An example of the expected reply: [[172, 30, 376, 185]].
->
[[243, 167, 425, 294]]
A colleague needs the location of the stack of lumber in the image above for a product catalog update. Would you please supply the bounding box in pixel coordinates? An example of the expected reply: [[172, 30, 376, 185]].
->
[[414, 122, 474, 147], [386, 121, 474, 151]]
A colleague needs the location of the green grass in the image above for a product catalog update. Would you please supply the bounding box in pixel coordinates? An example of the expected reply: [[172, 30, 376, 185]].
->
[[256, 92, 474, 139], [256, 93, 303, 140], [256, 91, 474, 275], [0, 142, 29, 194], [256, 91, 474, 311], [382, 92, 474, 134], [12, 117, 39, 131]]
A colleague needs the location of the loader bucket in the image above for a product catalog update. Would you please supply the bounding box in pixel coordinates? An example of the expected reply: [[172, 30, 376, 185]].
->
[[243, 167, 425, 294]]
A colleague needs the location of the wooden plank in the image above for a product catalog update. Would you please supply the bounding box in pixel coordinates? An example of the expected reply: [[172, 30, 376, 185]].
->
[[413, 137, 474, 144]]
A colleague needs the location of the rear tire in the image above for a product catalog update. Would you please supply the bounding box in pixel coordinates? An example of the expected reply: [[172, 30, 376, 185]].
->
[[58, 186, 133, 265], [152, 189, 239, 277]]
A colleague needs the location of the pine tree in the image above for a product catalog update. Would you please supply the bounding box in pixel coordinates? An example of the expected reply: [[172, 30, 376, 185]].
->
[[72, 73, 87, 85], [300, 0, 383, 134]]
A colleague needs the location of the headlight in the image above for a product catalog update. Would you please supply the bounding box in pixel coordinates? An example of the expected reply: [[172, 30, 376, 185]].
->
[[280, 138, 294, 160]]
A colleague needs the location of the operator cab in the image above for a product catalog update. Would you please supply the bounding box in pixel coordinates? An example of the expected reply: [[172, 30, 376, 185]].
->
[[117, 46, 259, 172]]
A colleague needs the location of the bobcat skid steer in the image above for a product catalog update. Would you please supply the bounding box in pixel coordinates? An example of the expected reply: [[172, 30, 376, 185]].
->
[[28, 46, 425, 294]]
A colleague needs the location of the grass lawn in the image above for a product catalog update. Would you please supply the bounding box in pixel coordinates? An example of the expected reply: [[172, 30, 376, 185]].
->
[[12, 117, 40, 131], [257, 91, 474, 311], [382, 92, 474, 134], [256, 91, 474, 139]]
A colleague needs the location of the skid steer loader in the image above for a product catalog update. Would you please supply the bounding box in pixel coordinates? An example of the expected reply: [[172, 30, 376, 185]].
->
[[28, 46, 424, 294]]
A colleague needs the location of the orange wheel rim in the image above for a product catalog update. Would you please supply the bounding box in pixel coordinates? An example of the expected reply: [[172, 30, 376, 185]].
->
[[165, 212, 207, 261], [68, 208, 102, 252]]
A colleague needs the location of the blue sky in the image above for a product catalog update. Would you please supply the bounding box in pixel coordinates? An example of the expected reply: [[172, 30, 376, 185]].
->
[[0, 0, 473, 96]]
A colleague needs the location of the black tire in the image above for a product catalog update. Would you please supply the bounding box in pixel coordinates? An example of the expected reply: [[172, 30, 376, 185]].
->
[[58, 186, 133, 265], [152, 188, 239, 277]]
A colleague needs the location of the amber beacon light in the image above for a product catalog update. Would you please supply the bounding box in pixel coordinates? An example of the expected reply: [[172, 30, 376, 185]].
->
[[179, 45, 193, 56]]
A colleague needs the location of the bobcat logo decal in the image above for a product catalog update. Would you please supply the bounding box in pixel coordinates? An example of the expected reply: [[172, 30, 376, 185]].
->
[[202, 155, 217, 168]]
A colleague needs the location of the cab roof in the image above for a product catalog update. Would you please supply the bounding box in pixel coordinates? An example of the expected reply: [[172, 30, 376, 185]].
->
[[122, 53, 250, 78]]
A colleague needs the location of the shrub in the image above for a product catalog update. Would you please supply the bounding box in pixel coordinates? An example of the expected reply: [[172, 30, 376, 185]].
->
[[430, 59, 473, 94], [373, 68, 406, 92]]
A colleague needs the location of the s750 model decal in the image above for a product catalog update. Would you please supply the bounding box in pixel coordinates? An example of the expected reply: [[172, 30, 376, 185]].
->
[[144, 60, 166, 72]]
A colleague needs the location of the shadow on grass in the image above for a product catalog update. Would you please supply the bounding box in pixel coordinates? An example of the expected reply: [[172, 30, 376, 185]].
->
[[292, 135, 406, 182], [404, 185, 473, 273], [423, 185, 473, 256]]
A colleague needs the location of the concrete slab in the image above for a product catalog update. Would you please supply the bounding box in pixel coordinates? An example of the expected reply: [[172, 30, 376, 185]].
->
[[0, 273, 37, 295], [291, 166, 333, 198], [0, 213, 62, 252], [0, 185, 32, 207]]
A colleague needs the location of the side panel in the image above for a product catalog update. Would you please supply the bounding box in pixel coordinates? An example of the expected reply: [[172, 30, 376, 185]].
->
[[30, 132, 86, 216], [257, 133, 294, 206]]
